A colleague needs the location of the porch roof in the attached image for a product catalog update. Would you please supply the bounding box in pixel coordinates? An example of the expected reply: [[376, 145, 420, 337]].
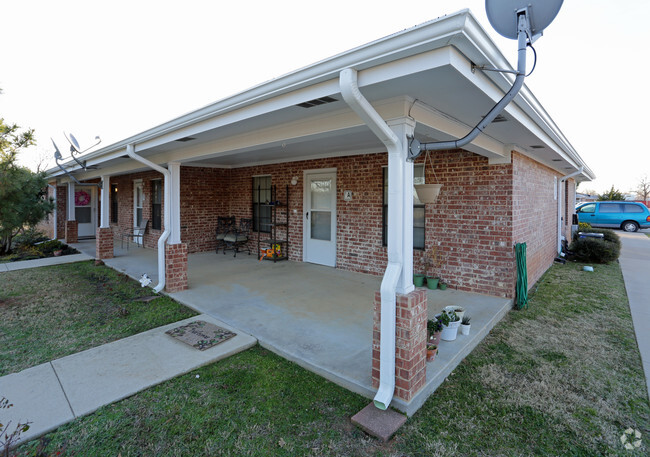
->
[[48, 9, 594, 183]]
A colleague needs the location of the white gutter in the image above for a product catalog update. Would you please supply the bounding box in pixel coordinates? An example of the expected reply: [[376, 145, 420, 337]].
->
[[126, 144, 170, 293], [557, 167, 584, 254], [340, 68, 402, 410]]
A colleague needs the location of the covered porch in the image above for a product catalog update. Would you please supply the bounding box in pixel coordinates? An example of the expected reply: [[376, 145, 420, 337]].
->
[[73, 240, 510, 415]]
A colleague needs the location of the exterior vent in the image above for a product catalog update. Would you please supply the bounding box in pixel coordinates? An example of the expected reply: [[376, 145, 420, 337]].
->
[[176, 137, 196, 142], [530, 145, 545, 149], [296, 96, 338, 108], [483, 114, 508, 123], [552, 159, 562, 162]]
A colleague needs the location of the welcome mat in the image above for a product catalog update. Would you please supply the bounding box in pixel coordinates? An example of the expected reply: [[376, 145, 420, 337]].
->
[[165, 320, 236, 351]]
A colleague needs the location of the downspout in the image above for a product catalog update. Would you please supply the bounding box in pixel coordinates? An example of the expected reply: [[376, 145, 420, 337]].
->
[[47, 184, 57, 240], [126, 144, 171, 293], [340, 68, 402, 410], [557, 167, 583, 254]]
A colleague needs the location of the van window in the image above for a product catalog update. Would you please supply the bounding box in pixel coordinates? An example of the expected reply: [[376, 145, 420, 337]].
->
[[600, 203, 622, 213], [624, 204, 644, 213], [578, 203, 596, 213]]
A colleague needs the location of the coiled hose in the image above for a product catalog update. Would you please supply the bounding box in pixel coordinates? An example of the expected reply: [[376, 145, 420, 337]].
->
[[515, 242, 528, 310]]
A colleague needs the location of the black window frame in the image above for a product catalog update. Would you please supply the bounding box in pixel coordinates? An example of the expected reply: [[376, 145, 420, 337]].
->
[[110, 183, 119, 224], [151, 179, 162, 230], [382, 165, 425, 249], [252, 176, 272, 233]]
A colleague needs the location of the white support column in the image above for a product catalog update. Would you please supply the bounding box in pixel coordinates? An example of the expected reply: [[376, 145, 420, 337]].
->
[[388, 117, 416, 295], [100, 175, 110, 228], [168, 161, 182, 244], [67, 182, 75, 221]]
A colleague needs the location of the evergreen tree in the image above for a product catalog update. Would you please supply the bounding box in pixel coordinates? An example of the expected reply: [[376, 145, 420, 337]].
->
[[598, 185, 625, 201]]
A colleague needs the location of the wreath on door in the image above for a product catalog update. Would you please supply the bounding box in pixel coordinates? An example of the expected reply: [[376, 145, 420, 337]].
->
[[75, 190, 91, 206]]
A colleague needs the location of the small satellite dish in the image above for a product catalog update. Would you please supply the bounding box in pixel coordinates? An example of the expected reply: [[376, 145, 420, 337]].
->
[[486, 0, 563, 40], [66, 132, 81, 153]]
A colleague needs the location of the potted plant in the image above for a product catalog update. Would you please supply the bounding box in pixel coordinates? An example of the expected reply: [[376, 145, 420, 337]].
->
[[439, 310, 461, 341], [414, 151, 443, 204], [426, 343, 438, 362], [439, 280, 448, 290], [427, 318, 443, 346], [413, 274, 425, 287], [443, 305, 465, 321], [423, 247, 444, 290], [460, 315, 471, 335]]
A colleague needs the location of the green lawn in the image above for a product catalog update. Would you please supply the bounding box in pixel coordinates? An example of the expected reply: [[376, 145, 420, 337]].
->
[[8, 261, 650, 456], [0, 261, 197, 376]]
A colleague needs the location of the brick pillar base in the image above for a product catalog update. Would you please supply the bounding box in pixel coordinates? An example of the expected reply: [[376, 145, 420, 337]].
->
[[372, 288, 428, 403], [165, 243, 188, 292], [96, 227, 114, 259], [65, 220, 78, 244]]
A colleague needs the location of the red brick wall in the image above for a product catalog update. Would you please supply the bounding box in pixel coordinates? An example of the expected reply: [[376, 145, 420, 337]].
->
[[512, 151, 560, 290]]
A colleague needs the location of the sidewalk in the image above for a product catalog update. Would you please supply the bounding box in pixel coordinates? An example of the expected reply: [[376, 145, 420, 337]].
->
[[0, 314, 256, 447], [618, 231, 650, 400], [0, 252, 94, 272]]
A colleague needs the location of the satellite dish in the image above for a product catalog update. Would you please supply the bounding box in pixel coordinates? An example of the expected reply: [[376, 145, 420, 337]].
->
[[51, 138, 63, 160], [486, 0, 564, 40], [66, 132, 81, 153]]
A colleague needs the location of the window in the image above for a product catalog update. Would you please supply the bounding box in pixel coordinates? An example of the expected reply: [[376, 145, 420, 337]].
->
[[600, 203, 622, 213], [151, 179, 162, 230], [110, 184, 118, 223], [382, 164, 425, 249], [624, 204, 644, 213], [578, 203, 596, 213], [252, 176, 272, 232]]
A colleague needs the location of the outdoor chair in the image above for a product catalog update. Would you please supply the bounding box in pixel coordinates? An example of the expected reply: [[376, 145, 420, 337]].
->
[[215, 216, 235, 253], [223, 217, 252, 257], [121, 219, 148, 250]]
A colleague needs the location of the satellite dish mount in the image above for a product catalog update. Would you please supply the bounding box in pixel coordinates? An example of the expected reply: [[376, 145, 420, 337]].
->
[[407, 0, 563, 161], [52, 132, 102, 187]]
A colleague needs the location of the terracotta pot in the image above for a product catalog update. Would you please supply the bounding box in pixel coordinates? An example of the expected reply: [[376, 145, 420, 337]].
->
[[429, 331, 441, 346], [426, 345, 438, 362]]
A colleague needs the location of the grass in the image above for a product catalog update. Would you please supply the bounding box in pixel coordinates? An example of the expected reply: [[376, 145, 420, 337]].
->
[[8, 261, 650, 456], [0, 261, 197, 376]]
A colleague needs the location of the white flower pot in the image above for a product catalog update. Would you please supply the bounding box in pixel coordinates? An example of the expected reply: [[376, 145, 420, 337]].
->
[[460, 323, 471, 335], [440, 320, 461, 341], [444, 305, 465, 321], [414, 184, 442, 204]]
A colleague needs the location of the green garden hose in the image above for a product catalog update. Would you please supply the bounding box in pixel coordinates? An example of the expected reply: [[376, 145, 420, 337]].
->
[[515, 242, 528, 310]]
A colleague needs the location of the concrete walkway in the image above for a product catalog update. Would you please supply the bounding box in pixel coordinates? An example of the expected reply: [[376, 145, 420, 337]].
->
[[618, 231, 650, 400], [0, 260, 256, 448]]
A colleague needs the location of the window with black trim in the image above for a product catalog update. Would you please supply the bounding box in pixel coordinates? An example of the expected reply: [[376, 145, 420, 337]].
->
[[382, 164, 425, 249], [110, 184, 118, 224], [252, 176, 272, 232], [152, 179, 162, 230]]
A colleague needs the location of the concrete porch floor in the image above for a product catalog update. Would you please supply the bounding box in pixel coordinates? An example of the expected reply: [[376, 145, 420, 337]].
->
[[73, 239, 511, 415]]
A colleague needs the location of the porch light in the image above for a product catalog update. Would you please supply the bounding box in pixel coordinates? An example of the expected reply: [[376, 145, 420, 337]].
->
[[291, 177, 298, 186]]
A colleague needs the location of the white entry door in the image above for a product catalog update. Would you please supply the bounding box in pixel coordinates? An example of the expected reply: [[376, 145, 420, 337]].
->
[[133, 180, 144, 244], [303, 171, 336, 267], [74, 186, 96, 238]]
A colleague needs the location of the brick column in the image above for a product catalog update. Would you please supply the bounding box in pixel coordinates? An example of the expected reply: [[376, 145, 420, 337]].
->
[[372, 288, 427, 403], [96, 227, 114, 259], [165, 243, 188, 292], [65, 220, 78, 244]]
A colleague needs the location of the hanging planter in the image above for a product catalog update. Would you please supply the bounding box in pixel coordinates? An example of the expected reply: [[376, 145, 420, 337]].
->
[[414, 150, 443, 204]]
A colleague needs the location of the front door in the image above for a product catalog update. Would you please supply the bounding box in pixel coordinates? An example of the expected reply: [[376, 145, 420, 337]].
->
[[74, 186, 96, 238], [303, 170, 336, 266], [133, 180, 144, 243]]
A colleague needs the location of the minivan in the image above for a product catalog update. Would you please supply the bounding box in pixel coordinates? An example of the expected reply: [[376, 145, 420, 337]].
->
[[575, 201, 650, 232]]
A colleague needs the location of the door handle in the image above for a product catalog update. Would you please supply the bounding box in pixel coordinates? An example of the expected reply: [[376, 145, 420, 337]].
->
[[306, 212, 309, 220]]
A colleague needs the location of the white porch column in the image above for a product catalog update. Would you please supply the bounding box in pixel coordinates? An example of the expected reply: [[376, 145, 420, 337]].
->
[[168, 161, 182, 244], [100, 175, 110, 228], [388, 117, 416, 295], [67, 182, 75, 220]]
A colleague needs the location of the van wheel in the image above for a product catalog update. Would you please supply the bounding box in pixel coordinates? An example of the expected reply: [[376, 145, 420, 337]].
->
[[622, 221, 639, 232]]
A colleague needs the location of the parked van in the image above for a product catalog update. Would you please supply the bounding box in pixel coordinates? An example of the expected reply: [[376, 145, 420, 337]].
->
[[575, 201, 650, 232]]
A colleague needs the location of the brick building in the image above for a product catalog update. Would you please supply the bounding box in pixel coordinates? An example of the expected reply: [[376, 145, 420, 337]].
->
[[45, 11, 594, 409]]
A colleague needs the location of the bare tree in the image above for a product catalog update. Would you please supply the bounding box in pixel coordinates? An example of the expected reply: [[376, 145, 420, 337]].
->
[[636, 175, 650, 202]]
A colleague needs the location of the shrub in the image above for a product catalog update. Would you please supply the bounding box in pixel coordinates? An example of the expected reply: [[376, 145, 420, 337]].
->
[[13, 227, 48, 249], [574, 227, 621, 246], [578, 222, 592, 231], [36, 239, 67, 255], [569, 237, 620, 264]]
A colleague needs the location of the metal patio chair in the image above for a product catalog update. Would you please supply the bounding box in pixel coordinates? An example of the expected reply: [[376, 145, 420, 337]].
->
[[223, 217, 252, 257], [121, 219, 148, 250], [215, 216, 236, 253]]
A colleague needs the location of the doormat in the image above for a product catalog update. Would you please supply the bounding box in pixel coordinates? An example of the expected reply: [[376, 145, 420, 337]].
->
[[165, 320, 236, 351]]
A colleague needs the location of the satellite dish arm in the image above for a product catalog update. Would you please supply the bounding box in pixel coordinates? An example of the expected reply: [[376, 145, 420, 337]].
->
[[408, 12, 530, 160], [54, 148, 83, 185]]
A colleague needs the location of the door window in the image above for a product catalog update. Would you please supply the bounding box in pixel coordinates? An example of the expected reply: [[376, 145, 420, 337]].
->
[[310, 179, 332, 241], [578, 203, 596, 213]]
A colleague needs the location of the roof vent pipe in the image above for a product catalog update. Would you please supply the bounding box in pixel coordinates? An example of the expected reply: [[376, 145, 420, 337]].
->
[[126, 144, 170, 293]]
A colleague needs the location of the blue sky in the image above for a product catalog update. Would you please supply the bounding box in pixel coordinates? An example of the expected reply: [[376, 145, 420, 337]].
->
[[2, 0, 648, 195]]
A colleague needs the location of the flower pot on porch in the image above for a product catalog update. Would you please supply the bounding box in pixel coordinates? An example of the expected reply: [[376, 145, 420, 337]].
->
[[414, 184, 443, 204], [440, 320, 461, 341], [426, 344, 438, 362], [426, 277, 439, 290], [413, 274, 425, 287], [460, 323, 471, 335], [429, 331, 441, 346], [439, 281, 447, 290]]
